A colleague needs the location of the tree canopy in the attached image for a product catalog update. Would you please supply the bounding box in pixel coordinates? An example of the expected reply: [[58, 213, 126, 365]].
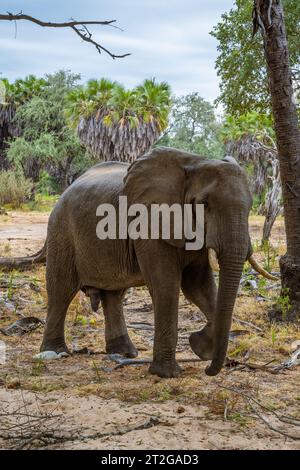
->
[[211, 0, 300, 115], [6, 71, 92, 191], [159, 93, 224, 158], [66, 78, 172, 162]]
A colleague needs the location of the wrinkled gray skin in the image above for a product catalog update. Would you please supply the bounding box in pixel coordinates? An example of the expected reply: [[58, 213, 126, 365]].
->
[[41, 147, 253, 378]]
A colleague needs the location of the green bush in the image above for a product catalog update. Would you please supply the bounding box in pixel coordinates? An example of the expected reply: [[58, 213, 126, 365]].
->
[[0, 170, 33, 208], [36, 171, 59, 195]]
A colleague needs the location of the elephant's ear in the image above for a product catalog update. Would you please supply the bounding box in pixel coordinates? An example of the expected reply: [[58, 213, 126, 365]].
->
[[123, 148, 188, 247]]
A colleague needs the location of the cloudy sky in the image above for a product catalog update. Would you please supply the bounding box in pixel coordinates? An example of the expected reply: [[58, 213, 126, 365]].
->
[[0, 0, 234, 102]]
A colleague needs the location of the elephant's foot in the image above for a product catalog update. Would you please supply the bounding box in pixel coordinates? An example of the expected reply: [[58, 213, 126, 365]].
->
[[40, 337, 71, 355], [106, 334, 138, 358], [189, 329, 213, 361], [149, 358, 182, 378]]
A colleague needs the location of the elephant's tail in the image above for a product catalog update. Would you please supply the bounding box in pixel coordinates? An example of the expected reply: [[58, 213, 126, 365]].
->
[[0, 240, 47, 271]]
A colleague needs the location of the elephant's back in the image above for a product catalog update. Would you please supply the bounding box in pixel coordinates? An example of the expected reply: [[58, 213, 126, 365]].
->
[[48, 161, 129, 231], [78, 161, 129, 180], [75, 161, 129, 191]]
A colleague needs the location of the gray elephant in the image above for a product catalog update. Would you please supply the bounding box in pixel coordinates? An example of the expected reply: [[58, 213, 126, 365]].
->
[[0, 147, 275, 377]]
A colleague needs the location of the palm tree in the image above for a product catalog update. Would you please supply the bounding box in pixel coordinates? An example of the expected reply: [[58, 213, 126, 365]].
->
[[226, 131, 282, 243], [66, 78, 171, 162]]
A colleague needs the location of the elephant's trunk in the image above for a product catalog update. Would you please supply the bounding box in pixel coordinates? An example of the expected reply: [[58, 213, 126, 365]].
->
[[205, 227, 248, 376]]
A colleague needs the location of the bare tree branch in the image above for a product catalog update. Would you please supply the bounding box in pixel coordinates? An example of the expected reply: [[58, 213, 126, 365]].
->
[[0, 12, 130, 59]]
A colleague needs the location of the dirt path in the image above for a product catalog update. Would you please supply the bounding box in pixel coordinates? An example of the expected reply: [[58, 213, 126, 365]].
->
[[0, 212, 48, 256], [1, 387, 298, 450], [0, 211, 299, 450]]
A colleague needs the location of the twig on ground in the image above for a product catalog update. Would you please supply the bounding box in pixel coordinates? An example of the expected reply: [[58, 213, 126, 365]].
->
[[217, 384, 300, 440], [249, 402, 300, 440], [102, 354, 203, 371], [225, 358, 277, 373], [0, 399, 165, 448], [128, 322, 154, 331], [271, 347, 300, 373], [232, 317, 263, 333]]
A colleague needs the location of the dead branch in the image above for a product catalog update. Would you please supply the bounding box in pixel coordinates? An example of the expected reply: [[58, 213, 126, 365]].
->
[[232, 316, 263, 333], [217, 384, 300, 440], [0, 403, 69, 449], [102, 354, 203, 372], [82, 416, 163, 442], [0, 402, 163, 449], [271, 347, 300, 373], [0, 12, 130, 59], [225, 358, 277, 373], [249, 402, 300, 440]]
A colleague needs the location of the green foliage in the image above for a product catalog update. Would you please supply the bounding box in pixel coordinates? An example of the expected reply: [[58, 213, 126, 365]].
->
[[0, 76, 48, 170], [35, 171, 59, 195], [211, 0, 300, 115], [66, 77, 172, 162], [7, 71, 92, 190], [220, 111, 278, 214], [275, 288, 292, 320], [159, 93, 224, 157], [23, 194, 58, 212], [7, 135, 50, 181], [261, 240, 277, 273], [66, 77, 171, 132], [221, 112, 275, 143], [1, 75, 47, 107], [135, 78, 171, 131], [66, 78, 115, 126], [0, 170, 33, 207], [257, 278, 268, 298]]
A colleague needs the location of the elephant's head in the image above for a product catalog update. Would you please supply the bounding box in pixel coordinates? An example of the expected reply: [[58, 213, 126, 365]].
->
[[123, 147, 276, 376]]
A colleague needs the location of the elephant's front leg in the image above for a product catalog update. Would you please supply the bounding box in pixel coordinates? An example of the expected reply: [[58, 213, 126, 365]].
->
[[181, 264, 217, 361], [135, 240, 181, 378]]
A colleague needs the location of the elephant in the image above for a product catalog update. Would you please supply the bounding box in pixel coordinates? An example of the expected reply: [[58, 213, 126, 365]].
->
[[0, 147, 276, 377]]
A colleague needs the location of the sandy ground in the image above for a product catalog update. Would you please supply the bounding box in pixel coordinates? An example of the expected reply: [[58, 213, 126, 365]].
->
[[0, 212, 48, 256], [0, 211, 299, 450]]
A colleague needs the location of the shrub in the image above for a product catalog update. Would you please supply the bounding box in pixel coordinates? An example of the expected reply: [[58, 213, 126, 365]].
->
[[0, 170, 33, 208], [36, 171, 59, 195]]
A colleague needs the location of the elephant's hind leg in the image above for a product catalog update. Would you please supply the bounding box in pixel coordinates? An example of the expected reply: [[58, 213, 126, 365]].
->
[[182, 265, 217, 361], [101, 289, 138, 358], [41, 246, 79, 354]]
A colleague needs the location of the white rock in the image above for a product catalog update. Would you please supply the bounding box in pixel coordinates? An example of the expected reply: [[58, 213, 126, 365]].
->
[[33, 350, 69, 360]]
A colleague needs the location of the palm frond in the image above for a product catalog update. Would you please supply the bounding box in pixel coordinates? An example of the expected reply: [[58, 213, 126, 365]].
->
[[67, 78, 172, 162]]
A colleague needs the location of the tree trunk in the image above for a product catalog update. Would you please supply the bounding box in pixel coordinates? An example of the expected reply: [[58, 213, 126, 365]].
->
[[253, 0, 300, 320], [262, 156, 282, 242]]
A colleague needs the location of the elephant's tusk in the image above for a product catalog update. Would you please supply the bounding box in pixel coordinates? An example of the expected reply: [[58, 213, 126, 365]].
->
[[248, 255, 279, 281], [208, 248, 220, 272], [208, 249, 278, 281]]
